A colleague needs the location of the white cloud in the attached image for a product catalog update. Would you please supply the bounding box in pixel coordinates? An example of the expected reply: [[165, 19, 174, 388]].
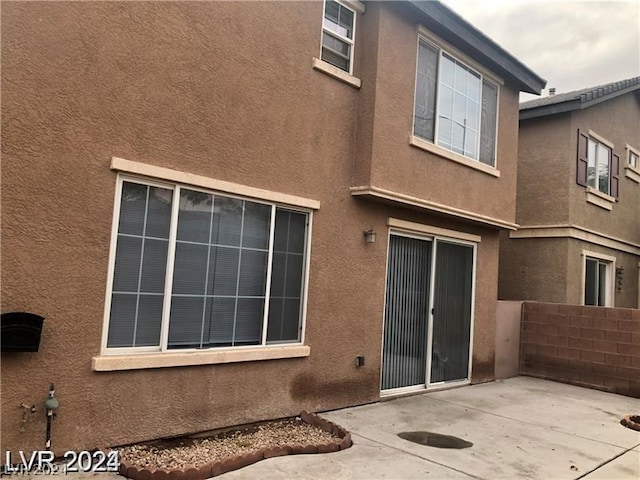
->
[[442, 0, 640, 98]]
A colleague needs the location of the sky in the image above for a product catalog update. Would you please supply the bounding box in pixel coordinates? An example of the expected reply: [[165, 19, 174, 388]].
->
[[441, 0, 640, 101]]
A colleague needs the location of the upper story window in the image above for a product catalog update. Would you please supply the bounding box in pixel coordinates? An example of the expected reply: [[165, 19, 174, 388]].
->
[[576, 130, 620, 199], [321, 1, 355, 74], [628, 148, 639, 169], [588, 137, 612, 194], [413, 38, 499, 167], [104, 178, 310, 353]]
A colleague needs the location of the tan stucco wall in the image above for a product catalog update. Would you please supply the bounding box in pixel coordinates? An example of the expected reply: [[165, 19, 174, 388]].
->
[[499, 236, 570, 302], [495, 300, 523, 380], [2, 1, 506, 453], [566, 240, 639, 308], [500, 91, 640, 306], [568, 92, 640, 243], [353, 2, 521, 225], [515, 113, 573, 225]]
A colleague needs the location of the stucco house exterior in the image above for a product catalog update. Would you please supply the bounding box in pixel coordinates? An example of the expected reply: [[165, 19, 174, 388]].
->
[[499, 77, 640, 308], [1, 1, 544, 453]]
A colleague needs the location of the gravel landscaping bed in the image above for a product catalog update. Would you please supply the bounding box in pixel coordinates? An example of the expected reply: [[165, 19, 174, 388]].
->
[[119, 417, 340, 470], [115, 412, 352, 479]]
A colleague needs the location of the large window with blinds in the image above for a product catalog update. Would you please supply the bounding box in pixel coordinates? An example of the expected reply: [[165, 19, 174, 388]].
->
[[104, 177, 310, 352], [413, 37, 499, 167]]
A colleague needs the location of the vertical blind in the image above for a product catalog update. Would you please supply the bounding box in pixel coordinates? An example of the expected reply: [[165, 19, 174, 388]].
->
[[381, 236, 431, 390], [382, 235, 474, 390], [430, 241, 473, 383]]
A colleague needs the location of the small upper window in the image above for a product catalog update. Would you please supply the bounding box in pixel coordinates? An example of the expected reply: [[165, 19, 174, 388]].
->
[[629, 150, 639, 169], [576, 130, 620, 198], [587, 137, 612, 195], [321, 1, 355, 73], [413, 38, 499, 167]]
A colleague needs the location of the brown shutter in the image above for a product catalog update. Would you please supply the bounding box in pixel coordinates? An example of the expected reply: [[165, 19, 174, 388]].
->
[[576, 129, 589, 187], [611, 152, 620, 200]]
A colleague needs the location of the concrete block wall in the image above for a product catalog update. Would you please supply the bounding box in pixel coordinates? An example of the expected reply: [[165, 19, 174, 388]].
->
[[519, 302, 640, 398]]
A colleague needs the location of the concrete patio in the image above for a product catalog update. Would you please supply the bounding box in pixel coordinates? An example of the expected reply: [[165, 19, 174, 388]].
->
[[221, 376, 639, 479], [23, 377, 638, 480]]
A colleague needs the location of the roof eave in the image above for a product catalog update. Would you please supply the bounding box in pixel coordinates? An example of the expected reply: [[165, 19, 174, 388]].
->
[[520, 84, 640, 120], [407, 1, 546, 95]]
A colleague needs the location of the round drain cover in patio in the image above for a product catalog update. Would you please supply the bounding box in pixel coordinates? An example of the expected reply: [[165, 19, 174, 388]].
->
[[398, 431, 473, 449]]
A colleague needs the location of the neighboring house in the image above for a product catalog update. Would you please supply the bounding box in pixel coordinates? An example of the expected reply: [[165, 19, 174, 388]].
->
[[499, 77, 640, 308], [1, 1, 544, 453]]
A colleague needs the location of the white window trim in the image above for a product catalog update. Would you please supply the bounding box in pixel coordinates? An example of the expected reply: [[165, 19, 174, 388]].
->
[[98, 172, 314, 366], [387, 218, 482, 243], [412, 33, 501, 170], [111, 157, 320, 210], [312, 57, 361, 88], [588, 130, 614, 149], [93, 345, 311, 371], [320, 0, 358, 75], [409, 135, 500, 177], [417, 26, 504, 86], [585, 133, 614, 197], [625, 167, 640, 184], [625, 144, 640, 184], [581, 250, 616, 307], [381, 223, 478, 395], [586, 186, 615, 211]]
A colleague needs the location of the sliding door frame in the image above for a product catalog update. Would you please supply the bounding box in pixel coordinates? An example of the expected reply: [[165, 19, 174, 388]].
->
[[380, 223, 478, 396]]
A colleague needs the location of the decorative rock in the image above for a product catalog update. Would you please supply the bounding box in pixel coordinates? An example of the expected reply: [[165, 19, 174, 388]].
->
[[117, 412, 352, 479]]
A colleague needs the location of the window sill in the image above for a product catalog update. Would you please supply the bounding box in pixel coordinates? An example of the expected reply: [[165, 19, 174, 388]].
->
[[625, 166, 640, 184], [92, 345, 310, 371], [312, 58, 361, 89], [586, 187, 615, 211], [409, 135, 500, 178]]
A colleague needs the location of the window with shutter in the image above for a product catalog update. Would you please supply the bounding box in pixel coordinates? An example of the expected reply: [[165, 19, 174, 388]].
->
[[576, 130, 589, 187], [576, 129, 618, 200]]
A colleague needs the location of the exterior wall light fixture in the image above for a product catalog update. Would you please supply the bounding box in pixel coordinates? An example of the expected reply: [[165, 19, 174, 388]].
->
[[363, 228, 376, 244]]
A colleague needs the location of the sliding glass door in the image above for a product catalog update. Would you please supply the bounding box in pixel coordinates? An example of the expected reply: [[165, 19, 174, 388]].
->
[[381, 233, 475, 393]]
